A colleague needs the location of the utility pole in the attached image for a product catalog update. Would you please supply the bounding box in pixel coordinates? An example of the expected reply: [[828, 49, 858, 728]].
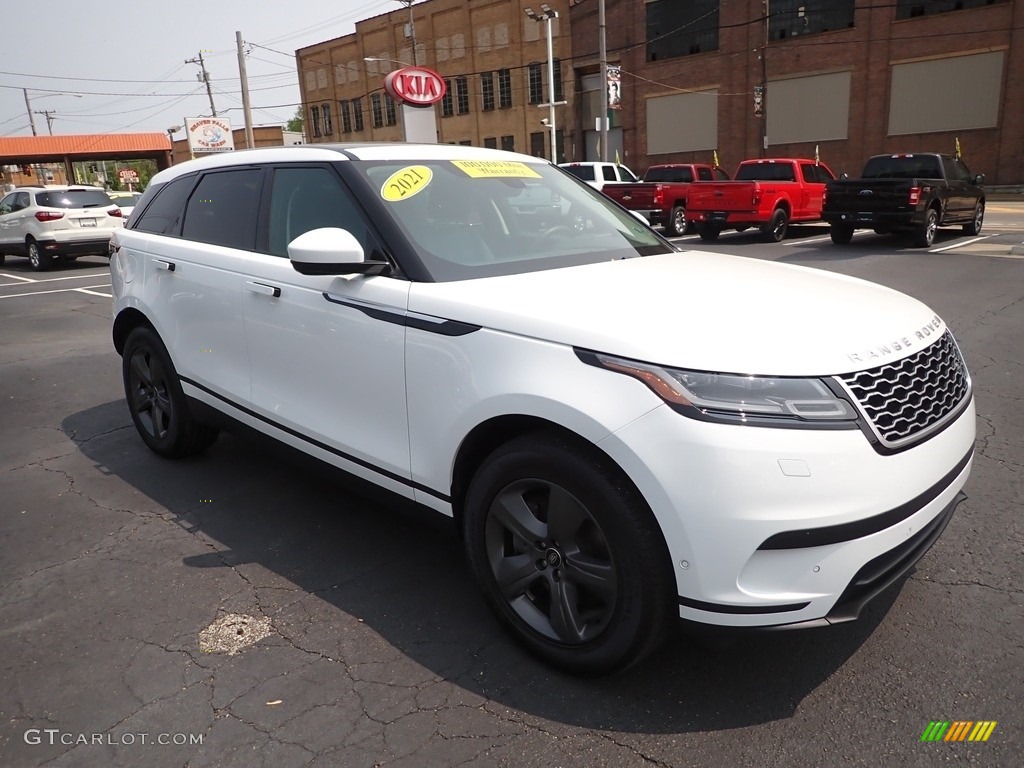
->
[[186, 51, 218, 117], [236, 32, 255, 148], [36, 110, 57, 135], [598, 0, 608, 162], [398, 1, 418, 65], [23, 89, 38, 136], [760, 0, 769, 157]]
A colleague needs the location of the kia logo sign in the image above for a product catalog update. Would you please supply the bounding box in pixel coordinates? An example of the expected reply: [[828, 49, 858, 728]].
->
[[384, 67, 446, 107]]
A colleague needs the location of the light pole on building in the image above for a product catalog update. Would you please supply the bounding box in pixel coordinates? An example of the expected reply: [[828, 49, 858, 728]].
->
[[525, 4, 563, 163]]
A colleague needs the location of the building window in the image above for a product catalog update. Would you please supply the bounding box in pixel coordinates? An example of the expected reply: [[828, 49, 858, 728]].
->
[[481, 72, 495, 111], [501, 135, 514, 152], [310, 105, 321, 137], [353, 98, 364, 131], [459, 139, 472, 146], [530, 131, 545, 158], [371, 94, 383, 128], [498, 69, 512, 108], [896, 0, 1008, 19], [340, 101, 352, 133], [441, 79, 454, 117], [769, 0, 855, 40], [456, 77, 470, 115], [647, 0, 719, 61], [321, 102, 332, 135], [553, 59, 564, 102], [484, 137, 497, 149], [528, 63, 543, 104], [385, 94, 397, 126]]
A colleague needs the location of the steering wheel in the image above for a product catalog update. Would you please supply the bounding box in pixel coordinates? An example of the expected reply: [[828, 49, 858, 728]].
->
[[540, 225, 574, 238]]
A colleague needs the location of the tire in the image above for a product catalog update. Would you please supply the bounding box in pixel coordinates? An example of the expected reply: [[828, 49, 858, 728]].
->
[[665, 204, 687, 236], [27, 239, 53, 272], [463, 432, 675, 675], [762, 208, 789, 243], [0, 253, 6, 267], [122, 326, 219, 458], [913, 207, 938, 248], [697, 224, 721, 241], [963, 201, 984, 236], [829, 224, 854, 244]]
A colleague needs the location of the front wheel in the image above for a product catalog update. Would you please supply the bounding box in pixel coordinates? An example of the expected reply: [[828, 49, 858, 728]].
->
[[963, 202, 984, 235], [463, 433, 675, 675], [762, 208, 789, 242], [829, 224, 854, 244], [914, 208, 938, 247], [665, 204, 687, 236], [122, 326, 219, 458]]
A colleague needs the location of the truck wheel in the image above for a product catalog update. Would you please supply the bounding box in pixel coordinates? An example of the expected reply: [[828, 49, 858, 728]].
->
[[762, 209, 789, 242], [829, 224, 854, 244], [697, 224, 721, 241], [913, 208, 938, 247], [666, 204, 687, 236], [0, 254, 5, 267], [963, 202, 984, 236]]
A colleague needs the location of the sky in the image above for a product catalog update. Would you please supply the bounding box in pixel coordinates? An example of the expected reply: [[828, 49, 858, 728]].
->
[[0, 0, 403, 139]]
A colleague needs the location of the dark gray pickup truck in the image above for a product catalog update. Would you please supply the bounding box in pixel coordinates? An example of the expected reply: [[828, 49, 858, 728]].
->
[[822, 153, 985, 247]]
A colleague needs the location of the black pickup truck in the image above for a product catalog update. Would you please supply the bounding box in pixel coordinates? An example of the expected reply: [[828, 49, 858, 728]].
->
[[822, 153, 985, 247]]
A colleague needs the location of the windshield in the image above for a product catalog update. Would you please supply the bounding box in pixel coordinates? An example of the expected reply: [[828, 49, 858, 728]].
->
[[349, 159, 673, 281]]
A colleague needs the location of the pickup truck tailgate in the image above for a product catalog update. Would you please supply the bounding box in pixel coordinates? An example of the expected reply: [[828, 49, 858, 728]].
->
[[603, 183, 658, 209], [825, 179, 918, 214]]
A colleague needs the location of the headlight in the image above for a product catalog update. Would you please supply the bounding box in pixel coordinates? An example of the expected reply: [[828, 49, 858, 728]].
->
[[588, 352, 858, 426]]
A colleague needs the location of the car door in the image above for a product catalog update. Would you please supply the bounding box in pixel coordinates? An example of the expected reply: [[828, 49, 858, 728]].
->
[[0, 191, 30, 249], [131, 169, 255, 404], [241, 163, 414, 498]]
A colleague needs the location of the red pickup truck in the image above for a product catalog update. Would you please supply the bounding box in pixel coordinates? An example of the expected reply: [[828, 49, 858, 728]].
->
[[685, 158, 836, 242], [602, 163, 729, 236]]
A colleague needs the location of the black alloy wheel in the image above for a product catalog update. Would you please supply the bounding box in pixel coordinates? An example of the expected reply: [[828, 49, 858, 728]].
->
[[914, 208, 938, 247], [122, 327, 219, 458], [963, 202, 984, 235], [763, 208, 789, 242], [830, 224, 854, 244], [464, 433, 674, 675]]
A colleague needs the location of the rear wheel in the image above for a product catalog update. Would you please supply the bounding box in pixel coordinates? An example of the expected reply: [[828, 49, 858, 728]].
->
[[0, 253, 6, 267], [762, 208, 789, 242], [665, 204, 687, 236], [963, 202, 984, 236], [122, 327, 219, 458], [829, 224, 854, 244], [463, 432, 675, 675], [27, 239, 53, 272], [913, 208, 938, 247], [697, 224, 721, 241]]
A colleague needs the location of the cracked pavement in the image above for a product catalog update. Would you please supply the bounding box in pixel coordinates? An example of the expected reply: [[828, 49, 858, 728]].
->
[[1, 239, 1021, 767]]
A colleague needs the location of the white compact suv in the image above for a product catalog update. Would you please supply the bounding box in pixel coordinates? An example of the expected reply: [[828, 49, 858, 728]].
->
[[0, 185, 124, 270], [110, 144, 975, 674]]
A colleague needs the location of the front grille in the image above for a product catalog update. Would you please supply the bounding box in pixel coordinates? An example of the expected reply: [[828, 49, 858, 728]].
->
[[838, 331, 970, 449]]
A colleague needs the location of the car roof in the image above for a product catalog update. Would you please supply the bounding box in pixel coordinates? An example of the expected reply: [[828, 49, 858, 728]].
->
[[150, 143, 553, 186]]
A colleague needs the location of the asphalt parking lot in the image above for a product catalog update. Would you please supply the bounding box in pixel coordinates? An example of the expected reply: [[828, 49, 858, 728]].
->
[[1, 205, 1022, 767]]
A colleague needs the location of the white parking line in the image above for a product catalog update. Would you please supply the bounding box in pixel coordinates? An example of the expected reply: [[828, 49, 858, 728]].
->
[[0, 284, 112, 300], [0, 271, 110, 284], [0, 272, 37, 283], [930, 235, 992, 253]]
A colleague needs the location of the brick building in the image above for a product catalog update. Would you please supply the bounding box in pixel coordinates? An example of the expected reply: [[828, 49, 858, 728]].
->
[[569, 0, 1023, 183], [296, 0, 576, 162]]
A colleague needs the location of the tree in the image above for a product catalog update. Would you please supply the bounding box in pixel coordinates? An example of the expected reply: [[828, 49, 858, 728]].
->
[[286, 107, 304, 134]]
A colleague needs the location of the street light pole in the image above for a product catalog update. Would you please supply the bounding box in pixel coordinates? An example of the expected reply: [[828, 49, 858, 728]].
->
[[397, 1, 418, 65], [598, 0, 608, 162], [525, 5, 561, 163]]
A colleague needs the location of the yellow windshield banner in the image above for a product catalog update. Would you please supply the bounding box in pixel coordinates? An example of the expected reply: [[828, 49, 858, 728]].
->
[[380, 165, 433, 201], [451, 160, 542, 179]]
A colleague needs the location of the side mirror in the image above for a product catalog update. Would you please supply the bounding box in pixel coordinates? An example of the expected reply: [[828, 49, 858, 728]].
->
[[973, 173, 985, 186], [289, 227, 388, 276], [840, 172, 849, 180]]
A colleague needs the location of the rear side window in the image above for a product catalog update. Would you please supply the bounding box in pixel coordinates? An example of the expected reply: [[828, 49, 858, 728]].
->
[[36, 190, 114, 208], [131, 176, 196, 235], [563, 165, 595, 182], [182, 169, 263, 250], [602, 166, 617, 181]]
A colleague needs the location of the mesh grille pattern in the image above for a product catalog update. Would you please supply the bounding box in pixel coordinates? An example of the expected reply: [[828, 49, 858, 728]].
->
[[840, 332, 969, 447]]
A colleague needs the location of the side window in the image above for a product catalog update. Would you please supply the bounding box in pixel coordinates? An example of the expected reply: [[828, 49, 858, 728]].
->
[[131, 176, 196, 235], [15, 192, 30, 211], [714, 167, 729, 181], [602, 166, 617, 181], [0, 193, 13, 214], [952, 158, 973, 182], [265, 166, 370, 258], [181, 169, 263, 250], [697, 167, 711, 181]]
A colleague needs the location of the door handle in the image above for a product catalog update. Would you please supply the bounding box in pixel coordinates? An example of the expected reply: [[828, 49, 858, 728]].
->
[[155, 259, 175, 272], [245, 280, 281, 298]]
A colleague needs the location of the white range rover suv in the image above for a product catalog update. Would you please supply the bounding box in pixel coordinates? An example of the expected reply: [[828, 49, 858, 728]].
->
[[110, 144, 975, 674]]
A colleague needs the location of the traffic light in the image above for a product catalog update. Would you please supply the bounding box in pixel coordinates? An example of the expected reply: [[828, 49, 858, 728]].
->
[[21, 165, 31, 175]]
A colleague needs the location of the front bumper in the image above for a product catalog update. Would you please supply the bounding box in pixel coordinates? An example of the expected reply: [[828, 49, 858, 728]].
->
[[598, 394, 975, 628]]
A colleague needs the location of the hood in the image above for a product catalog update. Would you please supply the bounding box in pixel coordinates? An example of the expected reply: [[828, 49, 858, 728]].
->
[[407, 251, 946, 376]]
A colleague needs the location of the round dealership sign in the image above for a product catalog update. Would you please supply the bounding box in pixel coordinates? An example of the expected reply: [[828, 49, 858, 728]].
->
[[384, 67, 446, 107]]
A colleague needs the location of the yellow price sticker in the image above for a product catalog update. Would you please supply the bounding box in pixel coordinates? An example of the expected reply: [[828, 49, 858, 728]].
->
[[451, 160, 542, 179], [381, 165, 433, 201]]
